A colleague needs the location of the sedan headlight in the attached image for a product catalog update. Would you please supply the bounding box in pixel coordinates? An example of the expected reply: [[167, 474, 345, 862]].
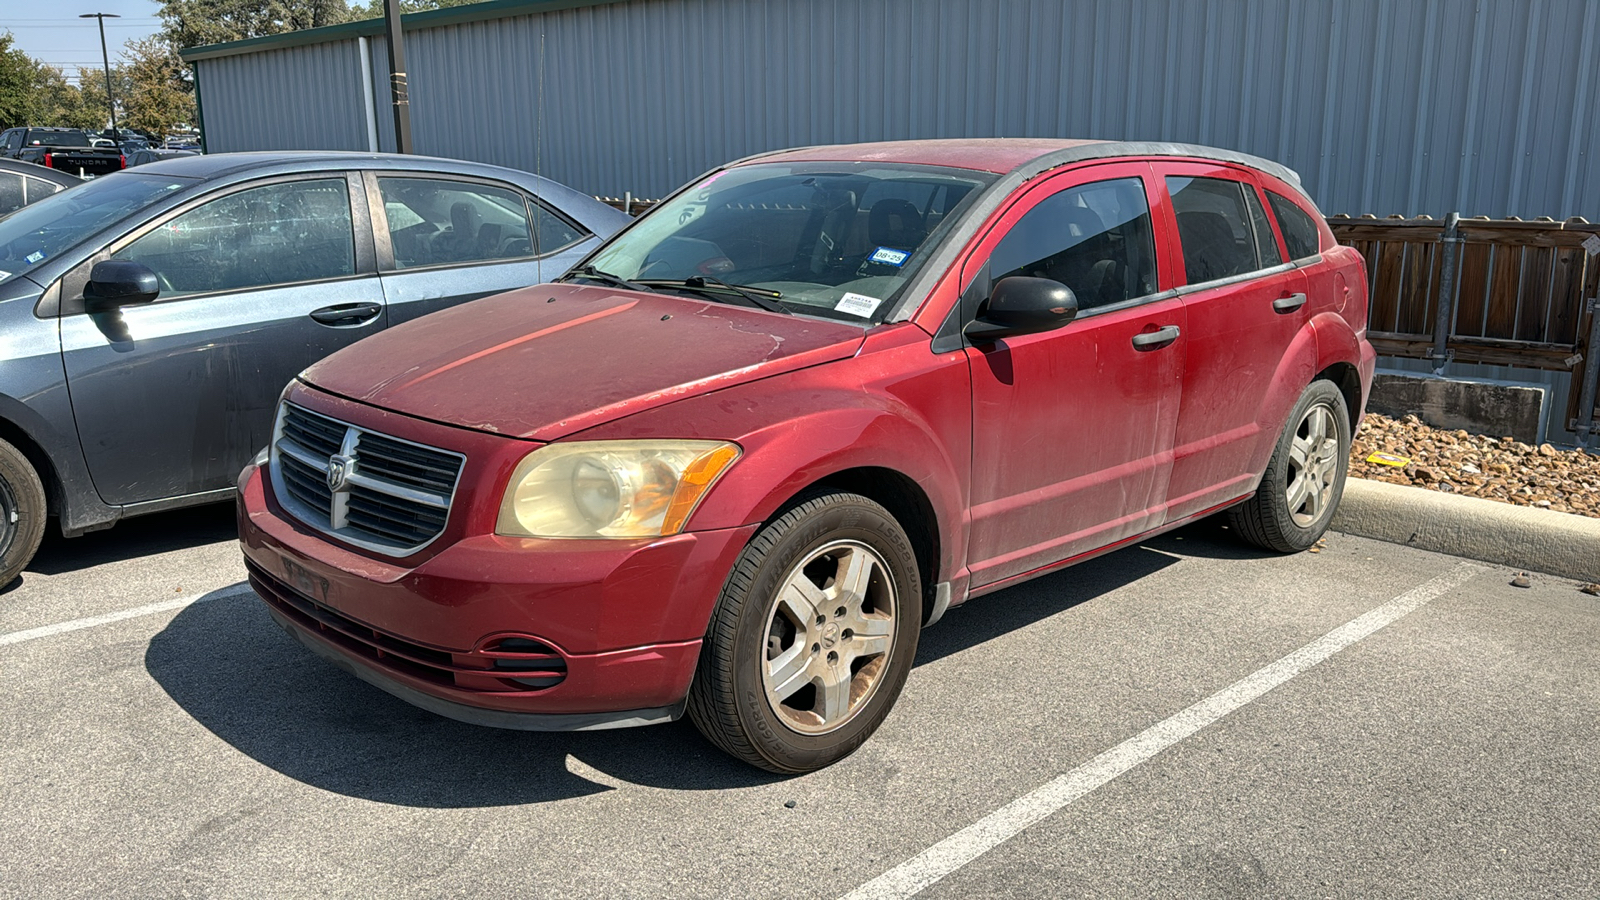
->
[[496, 441, 741, 538]]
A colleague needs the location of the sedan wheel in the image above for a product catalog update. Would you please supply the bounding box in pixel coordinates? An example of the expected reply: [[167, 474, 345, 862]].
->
[[688, 491, 922, 773]]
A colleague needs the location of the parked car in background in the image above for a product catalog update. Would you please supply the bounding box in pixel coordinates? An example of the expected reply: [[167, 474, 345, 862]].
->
[[237, 139, 1375, 773], [0, 160, 81, 217], [126, 148, 198, 167], [0, 151, 629, 586], [0, 128, 125, 177]]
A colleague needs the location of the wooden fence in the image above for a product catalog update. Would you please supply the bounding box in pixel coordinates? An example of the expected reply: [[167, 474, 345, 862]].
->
[[1329, 214, 1600, 445]]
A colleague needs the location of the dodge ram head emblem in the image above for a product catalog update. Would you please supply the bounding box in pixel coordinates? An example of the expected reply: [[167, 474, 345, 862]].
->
[[326, 454, 354, 492]]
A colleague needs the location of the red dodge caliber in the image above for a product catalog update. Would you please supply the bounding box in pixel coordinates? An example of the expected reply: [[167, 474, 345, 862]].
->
[[238, 140, 1375, 773]]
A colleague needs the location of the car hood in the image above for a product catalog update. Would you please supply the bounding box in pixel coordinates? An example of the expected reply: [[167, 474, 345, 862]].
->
[[301, 284, 867, 441]]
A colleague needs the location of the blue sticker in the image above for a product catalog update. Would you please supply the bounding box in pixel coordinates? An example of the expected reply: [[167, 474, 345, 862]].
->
[[870, 247, 910, 267], [25, 251, 45, 264]]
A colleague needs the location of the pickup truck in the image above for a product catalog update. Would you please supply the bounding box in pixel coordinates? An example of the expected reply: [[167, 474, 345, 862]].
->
[[0, 128, 125, 177]]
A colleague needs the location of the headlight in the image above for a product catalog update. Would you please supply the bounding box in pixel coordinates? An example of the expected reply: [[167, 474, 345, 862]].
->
[[496, 440, 741, 538]]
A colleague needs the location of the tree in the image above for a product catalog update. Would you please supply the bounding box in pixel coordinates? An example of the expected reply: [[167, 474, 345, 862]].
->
[[34, 66, 100, 130], [352, 0, 483, 19], [0, 33, 37, 130], [75, 66, 133, 131], [158, 0, 362, 50], [119, 37, 196, 134]]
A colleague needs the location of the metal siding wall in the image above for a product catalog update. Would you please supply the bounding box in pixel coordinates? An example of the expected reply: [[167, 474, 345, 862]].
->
[[198, 41, 371, 153], [205, 0, 1600, 219]]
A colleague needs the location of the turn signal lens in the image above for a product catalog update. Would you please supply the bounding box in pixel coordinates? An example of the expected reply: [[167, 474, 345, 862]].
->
[[496, 440, 741, 538]]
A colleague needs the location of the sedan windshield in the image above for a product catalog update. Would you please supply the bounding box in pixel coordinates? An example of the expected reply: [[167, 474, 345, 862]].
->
[[0, 173, 191, 281], [580, 162, 997, 323]]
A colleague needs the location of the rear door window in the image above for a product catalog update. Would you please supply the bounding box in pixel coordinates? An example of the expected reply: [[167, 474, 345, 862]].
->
[[1166, 176, 1277, 284], [1267, 191, 1323, 260], [377, 177, 537, 269], [987, 177, 1159, 309]]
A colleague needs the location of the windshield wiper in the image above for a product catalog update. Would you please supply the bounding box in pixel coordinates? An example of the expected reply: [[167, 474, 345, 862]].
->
[[640, 275, 790, 315], [564, 265, 653, 293]]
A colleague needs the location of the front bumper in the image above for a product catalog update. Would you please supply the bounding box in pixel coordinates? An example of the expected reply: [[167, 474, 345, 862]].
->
[[238, 460, 758, 724]]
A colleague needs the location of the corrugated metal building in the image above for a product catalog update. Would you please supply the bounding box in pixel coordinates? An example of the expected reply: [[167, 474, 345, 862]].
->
[[184, 0, 1600, 221]]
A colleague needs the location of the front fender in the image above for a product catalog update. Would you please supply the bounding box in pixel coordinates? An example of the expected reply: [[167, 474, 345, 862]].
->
[[567, 328, 972, 586]]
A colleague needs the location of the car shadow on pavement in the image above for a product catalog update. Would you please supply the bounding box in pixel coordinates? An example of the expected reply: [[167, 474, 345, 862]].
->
[[26, 502, 238, 577], [144, 520, 1259, 807], [144, 588, 782, 808]]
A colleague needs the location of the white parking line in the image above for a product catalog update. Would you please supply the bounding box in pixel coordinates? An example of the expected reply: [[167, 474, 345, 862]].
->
[[0, 583, 254, 648], [840, 562, 1485, 900]]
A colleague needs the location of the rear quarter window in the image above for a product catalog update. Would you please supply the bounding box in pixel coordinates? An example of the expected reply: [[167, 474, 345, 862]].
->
[[1267, 191, 1323, 260]]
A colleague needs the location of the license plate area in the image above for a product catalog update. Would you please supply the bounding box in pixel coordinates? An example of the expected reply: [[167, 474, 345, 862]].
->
[[281, 555, 331, 603]]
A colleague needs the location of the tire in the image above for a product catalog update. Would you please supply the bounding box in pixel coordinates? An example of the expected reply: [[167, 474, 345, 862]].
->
[[0, 438, 46, 589], [687, 491, 922, 774], [1229, 380, 1352, 553]]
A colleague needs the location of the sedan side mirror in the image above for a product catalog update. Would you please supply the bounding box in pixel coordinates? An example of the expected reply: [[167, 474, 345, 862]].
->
[[964, 276, 1078, 342], [85, 260, 159, 310]]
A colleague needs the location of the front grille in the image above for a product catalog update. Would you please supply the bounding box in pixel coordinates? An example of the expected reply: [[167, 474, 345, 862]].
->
[[248, 559, 568, 693], [270, 402, 465, 556]]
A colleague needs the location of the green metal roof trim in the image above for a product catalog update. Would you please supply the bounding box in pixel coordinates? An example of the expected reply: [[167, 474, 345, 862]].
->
[[180, 0, 628, 61]]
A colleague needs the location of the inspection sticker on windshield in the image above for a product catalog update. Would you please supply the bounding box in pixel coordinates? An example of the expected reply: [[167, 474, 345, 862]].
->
[[25, 251, 44, 264], [835, 292, 883, 317], [870, 247, 910, 266]]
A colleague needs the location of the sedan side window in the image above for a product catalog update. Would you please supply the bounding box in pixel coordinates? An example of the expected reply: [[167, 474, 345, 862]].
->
[[377, 177, 536, 269], [0, 174, 23, 217], [987, 177, 1158, 309], [115, 179, 355, 298], [1167, 176, 1274, 284], [1267, 191, 1324, 261], [23, 177, 64, 205], [532, 200, 587, 255]]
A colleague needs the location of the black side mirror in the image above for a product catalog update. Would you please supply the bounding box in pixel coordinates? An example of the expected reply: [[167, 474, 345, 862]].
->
[[84, 260, 159, 310], [964, 276, 1078, 342]]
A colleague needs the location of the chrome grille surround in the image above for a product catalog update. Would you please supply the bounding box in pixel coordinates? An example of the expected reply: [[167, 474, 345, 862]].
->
[[269, 401, 465, 557]]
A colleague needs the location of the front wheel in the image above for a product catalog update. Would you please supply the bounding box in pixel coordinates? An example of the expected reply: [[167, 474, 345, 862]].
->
[[0, 438, 46, 589], [687, 491, 922, 773], [1229, 380, 1351, 553]]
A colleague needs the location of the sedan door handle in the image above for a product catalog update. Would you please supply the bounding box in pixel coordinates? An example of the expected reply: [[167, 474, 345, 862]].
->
[[309, 302, 382, 326], [1131, 324, 1181, 349], [1272, 292, 1308, 313]]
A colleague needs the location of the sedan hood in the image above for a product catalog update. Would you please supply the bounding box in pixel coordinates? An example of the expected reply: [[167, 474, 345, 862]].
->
[[301, 284, 867, 440]]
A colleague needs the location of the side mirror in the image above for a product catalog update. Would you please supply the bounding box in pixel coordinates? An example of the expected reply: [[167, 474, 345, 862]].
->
[[84, 260, 159, 310], [964, 276, 1078, 342]]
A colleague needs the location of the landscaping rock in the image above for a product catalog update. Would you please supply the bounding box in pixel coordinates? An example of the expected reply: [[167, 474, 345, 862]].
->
[[1349, 413, 1600, 520]]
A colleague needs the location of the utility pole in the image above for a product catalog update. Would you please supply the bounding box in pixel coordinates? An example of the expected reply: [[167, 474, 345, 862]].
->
[[382, 0, 413, 153], [79, 12, 121, 138]]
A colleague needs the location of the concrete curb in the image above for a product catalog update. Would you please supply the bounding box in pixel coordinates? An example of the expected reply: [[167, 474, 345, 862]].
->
[[1331, 478, 1600, 582]]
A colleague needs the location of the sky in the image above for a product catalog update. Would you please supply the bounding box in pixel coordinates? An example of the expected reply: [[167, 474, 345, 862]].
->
[[4, 0, 166, 84]]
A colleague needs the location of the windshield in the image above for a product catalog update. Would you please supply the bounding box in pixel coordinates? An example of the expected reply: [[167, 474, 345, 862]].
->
[[0, 173, 191, 281], [581, 162, 997, 323]]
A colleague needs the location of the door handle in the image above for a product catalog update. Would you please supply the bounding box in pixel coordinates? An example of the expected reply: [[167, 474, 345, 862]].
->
[[1131, 324, 1181, 349], [309, 302, 382, 326], [1272, 292, 1308, 313]]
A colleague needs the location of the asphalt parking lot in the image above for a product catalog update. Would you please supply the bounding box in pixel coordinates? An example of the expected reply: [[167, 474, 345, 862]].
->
[[3, 505, 1597, 899]]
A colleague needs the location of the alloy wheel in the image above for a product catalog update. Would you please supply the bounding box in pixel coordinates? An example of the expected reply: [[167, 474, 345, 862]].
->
[[761, 539, 897, 735], [1285, 402, 1341, 527]]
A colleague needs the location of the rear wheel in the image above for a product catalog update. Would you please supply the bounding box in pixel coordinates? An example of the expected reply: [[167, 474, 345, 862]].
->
[[0, 438, 46, 589], [687, 491, 921, 773], [1229, 380, 1351, 553]]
